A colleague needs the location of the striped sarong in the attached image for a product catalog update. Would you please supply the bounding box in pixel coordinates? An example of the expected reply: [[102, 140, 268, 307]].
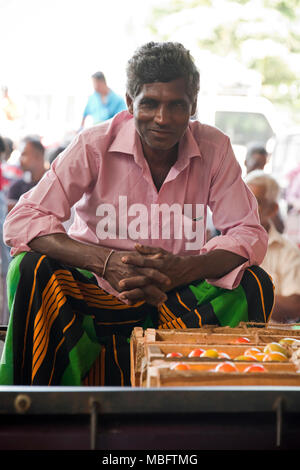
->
[[0, 251, 274, 386]]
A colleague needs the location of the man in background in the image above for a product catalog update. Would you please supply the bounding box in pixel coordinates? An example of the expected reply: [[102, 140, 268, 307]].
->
[[246, 170, 300, 323], [7, 136, 46, 212], [80, 71, 126, 128], [244, 143, 268, 174]]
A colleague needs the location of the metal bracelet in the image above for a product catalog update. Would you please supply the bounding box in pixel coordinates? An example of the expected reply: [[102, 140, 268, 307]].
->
[[101, 249, 115, 279]]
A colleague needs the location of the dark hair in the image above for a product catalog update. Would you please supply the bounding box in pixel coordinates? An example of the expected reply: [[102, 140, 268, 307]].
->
[[22, 135, 45, 155], [92, 71, 106, 82], [0, 135, 5, 154], [246, 143, 268, 161], [126, 41, 200, 103]]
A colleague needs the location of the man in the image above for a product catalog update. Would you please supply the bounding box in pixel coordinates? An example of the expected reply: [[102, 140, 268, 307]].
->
[[244, 143, 268, 174], [80, 71, 126, 128], [244, 143, 284, 234], [6, 136, 46, 212], [1, 42, 273, 386], [246, 170, 300, 323]]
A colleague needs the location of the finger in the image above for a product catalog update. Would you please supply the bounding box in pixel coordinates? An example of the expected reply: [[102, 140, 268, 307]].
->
[[119, 276, 150, 291], [120, 285, 168, 307], [143, 284, 168, 306], [119, 288, 145, 305], [136, 266, 171, 286], [135, 244, 166, 256], [122, 254, 165, 272]]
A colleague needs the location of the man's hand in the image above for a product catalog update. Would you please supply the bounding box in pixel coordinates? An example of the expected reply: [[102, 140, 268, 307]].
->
[[118, 244, 192, 304], [103, 249, 171, 307]]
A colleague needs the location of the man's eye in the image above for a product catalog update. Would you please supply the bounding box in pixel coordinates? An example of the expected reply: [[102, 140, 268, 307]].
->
[[140, 100, 156, 108]]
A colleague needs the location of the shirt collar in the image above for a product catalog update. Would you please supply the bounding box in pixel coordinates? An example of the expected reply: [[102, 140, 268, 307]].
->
[[108, 112, 202, 170]]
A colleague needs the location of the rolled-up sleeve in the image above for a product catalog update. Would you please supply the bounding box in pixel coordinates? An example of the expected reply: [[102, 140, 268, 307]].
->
[[200, 138, 268, 289], [3, 132, 99, 256]]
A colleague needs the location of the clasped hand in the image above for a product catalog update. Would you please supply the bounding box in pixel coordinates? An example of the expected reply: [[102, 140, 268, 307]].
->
[[104, 244, 188, 307]]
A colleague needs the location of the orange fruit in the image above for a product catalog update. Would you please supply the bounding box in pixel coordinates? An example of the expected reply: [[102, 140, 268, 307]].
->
[[188, 348, 205, 357], [253, 352, 266, 361], [166, 352, 183, 358], [244, 347, 262, 357], [200, 349, 219, 359], [170, 363, 190, 371], [214, 362, 238, 372], [218, 352, 231, 359], [243, 364, 266, 373], [263, 352, 287, 362], [233, 337, 250, 344]]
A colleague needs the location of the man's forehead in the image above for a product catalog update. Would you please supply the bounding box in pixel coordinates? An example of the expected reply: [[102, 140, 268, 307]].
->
[[138, 78, 190, 98]]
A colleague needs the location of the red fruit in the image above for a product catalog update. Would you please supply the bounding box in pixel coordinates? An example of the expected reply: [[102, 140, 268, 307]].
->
[[166, 352, 183, 358], [243, 364, 266, 373], [214, 362, 238, 373], [233, 337, 251, 344], [188, 348, 205, 357], [170, 363, 190, 371]]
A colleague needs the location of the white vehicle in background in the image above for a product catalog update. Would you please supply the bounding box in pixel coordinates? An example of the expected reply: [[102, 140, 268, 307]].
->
[[196, 94, 281, 172], [271, 128, 300, 190]]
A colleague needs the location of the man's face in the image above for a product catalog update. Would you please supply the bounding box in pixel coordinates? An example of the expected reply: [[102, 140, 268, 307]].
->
[[245, 152, 267, 174], [126, 78, 196, 153], [20, 142, 36, 171], [248, 183, 277, 229], [93, 78, 107, 95]]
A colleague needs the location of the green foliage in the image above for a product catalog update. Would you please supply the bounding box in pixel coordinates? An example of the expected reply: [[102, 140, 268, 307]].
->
[[147, 0, 300, 114]]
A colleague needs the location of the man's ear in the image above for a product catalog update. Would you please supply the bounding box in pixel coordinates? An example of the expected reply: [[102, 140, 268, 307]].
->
[[126, 93, 133, 114], [191, 100, 197, 117]]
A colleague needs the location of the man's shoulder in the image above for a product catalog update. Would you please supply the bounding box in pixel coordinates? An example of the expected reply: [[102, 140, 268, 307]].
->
[[79, 111, 133, 148], [189, 120, 229, 148]]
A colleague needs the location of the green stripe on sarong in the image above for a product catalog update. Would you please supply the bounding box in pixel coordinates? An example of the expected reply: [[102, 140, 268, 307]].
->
[[189, 281, 248, 327]]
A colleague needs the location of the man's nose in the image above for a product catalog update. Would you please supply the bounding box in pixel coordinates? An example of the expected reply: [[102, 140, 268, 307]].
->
[[154, 105, 170, 125]]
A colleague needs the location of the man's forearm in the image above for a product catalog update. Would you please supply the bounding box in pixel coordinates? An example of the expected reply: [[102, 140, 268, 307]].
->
[[179, 249, 247, 287], [28, 233, 110, 275]]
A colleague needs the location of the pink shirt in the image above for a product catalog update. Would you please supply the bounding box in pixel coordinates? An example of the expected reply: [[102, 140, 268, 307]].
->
[[4, 111, 267, 296]]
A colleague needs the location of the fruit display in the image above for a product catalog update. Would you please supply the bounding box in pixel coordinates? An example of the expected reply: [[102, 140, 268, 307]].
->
[[130, 326, 300, 387]]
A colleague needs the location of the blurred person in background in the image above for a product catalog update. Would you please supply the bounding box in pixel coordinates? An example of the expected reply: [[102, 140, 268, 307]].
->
[[80, 71, 126, 129], [246, 170, 300, 323], [7, 136, 46, 212], [244, 142, 285, 234], [244, 143, 268, 174], [1, 136, 23, 193]]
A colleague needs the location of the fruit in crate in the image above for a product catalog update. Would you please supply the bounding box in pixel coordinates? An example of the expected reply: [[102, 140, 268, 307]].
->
[[170, 363, 190, 371], [263, 342, 288, 356], [188, 348, 205, 357], [218, 351, 231, 359], [253, 352, 266, 361], [166, 352, 183, 358], [262, 351, 287, 362], [213, 362, 238, 372], [232, 337, 250, 344], [279, 337, 300, 346], [244, 347, 262, 356], [243, 364, 266, 373], [234, 354, 257, 361], [200, 349, 219, 358]]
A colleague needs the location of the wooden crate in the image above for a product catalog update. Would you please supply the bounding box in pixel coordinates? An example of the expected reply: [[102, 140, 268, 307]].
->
[[130, 324, 300, 388]]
